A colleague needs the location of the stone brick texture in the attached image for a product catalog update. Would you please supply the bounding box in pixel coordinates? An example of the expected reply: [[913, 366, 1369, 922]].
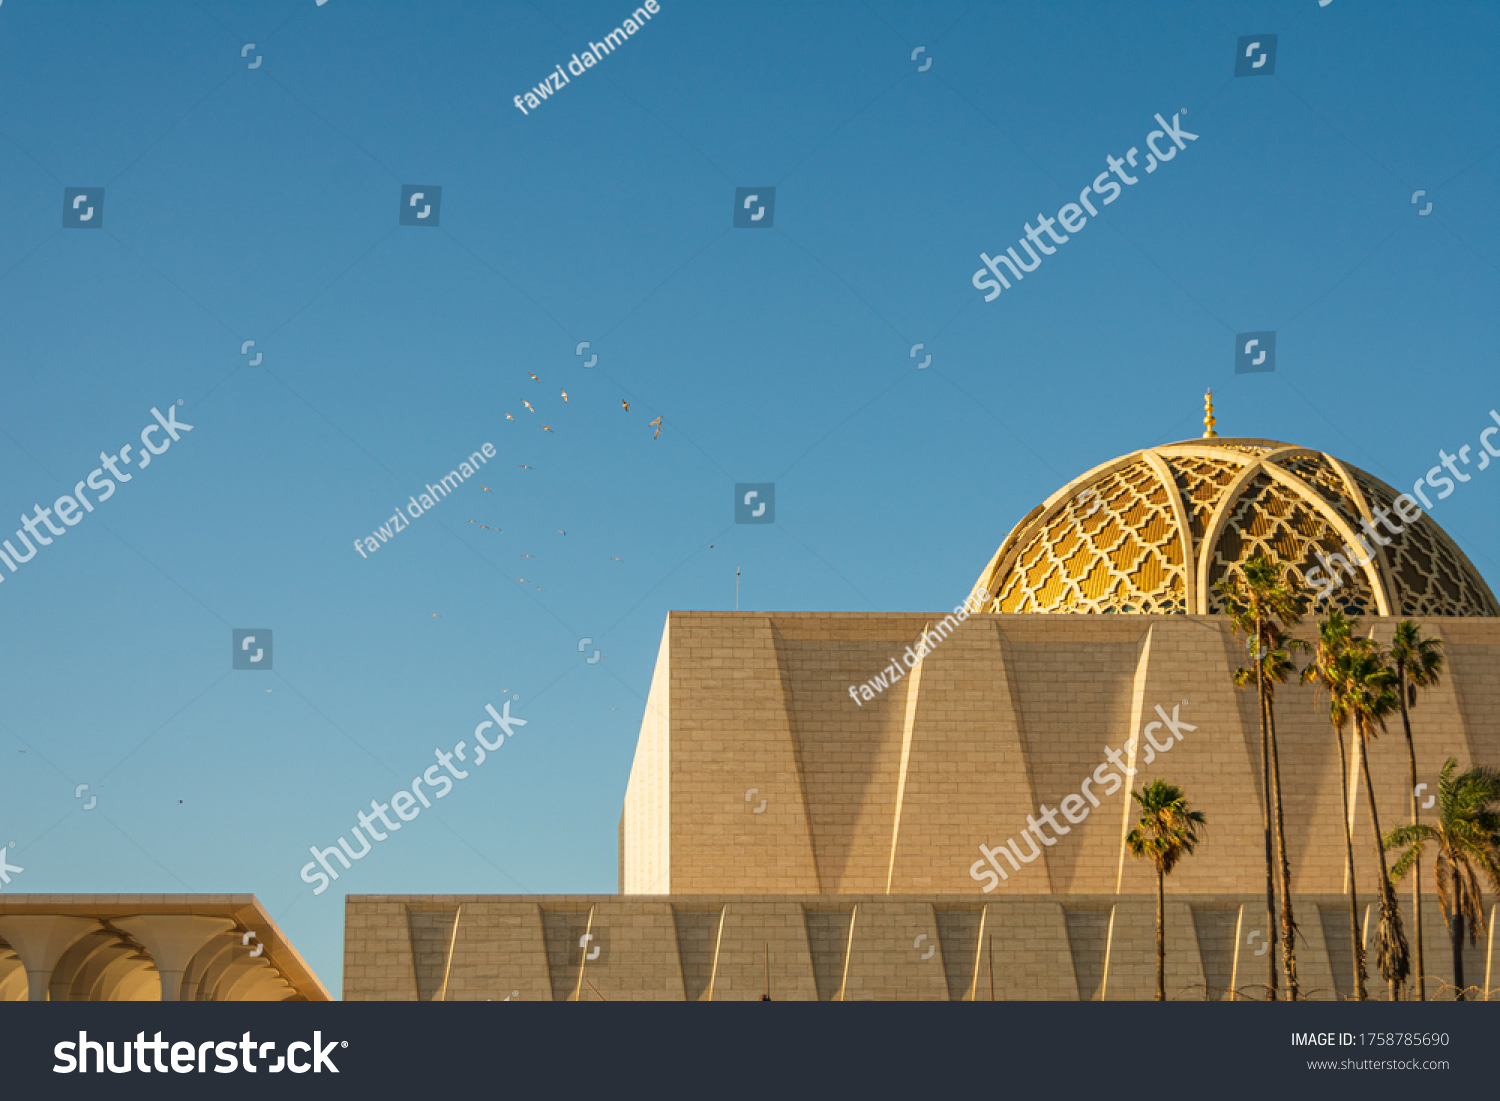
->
[[345, 611, 1500, 1001], [344, 893, 1495, 1001]]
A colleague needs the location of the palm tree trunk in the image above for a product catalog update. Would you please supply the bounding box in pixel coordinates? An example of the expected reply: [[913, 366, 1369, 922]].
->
[[1359, 723, 1407, 1000], [1156, 866, 1166, 1002], [1268, 700, 1299, 999], [1257, 623, 1277, 1001], [1452, 910, 1466, 1001], [1398, 666, 1425, 1001], [1334, 721, 1367, 1000]]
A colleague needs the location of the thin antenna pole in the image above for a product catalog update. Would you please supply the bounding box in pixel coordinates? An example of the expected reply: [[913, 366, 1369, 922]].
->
[[762, 941, 770, 1001], [988, 934, 995, 1001], [736, 567, 740, 611]]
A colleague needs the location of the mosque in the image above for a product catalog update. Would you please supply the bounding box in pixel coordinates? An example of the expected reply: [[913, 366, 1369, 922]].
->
[[338, 395, 1500, 1001], [8, 398, 1500, 1000]]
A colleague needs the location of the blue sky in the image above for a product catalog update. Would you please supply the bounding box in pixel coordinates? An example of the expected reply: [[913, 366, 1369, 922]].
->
[[1, 0, 1496, 996]]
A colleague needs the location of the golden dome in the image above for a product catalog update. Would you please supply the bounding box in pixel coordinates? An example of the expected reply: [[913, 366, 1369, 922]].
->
[[970, 438, 1499, 617]]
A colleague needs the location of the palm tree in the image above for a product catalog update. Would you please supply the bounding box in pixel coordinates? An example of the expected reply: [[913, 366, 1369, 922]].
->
[[1334, 643, 1409, 998], [1233, 621, 1308, 1000], [1385, 759, 1500, 1000], [1301, 609, 1368, 999], [1388, 620, 1445, 1000], [1126, 779, 1207, 1001], [1217, 554, 1304, 999]]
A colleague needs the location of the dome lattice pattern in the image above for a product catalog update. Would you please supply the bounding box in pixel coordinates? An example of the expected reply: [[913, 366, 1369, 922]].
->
[[971, 439, 1498, 618]]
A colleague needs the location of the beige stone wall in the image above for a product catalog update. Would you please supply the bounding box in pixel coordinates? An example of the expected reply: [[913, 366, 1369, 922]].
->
[[344, 893, 1500, 1001], [621, 618, 673, 893], [629, 612, 1500, 901], [345, 611, 1500, 1003]]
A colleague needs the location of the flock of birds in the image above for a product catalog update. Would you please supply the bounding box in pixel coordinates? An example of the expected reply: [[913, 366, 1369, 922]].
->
[[505, 374, 663, 442], [453, 371, 678, 594], [429, 372, 715, 629]]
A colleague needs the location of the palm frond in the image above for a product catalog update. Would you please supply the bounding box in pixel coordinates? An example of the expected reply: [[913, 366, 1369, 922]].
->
[[1126, 780, 1206, 877], [1396, 758, 1500, 948]]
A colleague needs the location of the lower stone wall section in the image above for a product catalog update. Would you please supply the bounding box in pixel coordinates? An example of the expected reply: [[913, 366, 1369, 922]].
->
[[345, 894, 1499, 1001]]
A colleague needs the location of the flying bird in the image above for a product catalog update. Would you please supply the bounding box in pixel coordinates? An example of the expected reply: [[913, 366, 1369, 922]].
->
[[505, 413, 514, 422], [557, 530, 566, 535], [479, 486, 493, 493], [610, 556, 622, 561], [650, 415, 663, 440], [560, 389, 568, 402], [621, 400, 629, 411], [521, 554, 534, 558], [528, 373, 539, 383], [708, 544, 715, 549], [541, 425, 553, 433], [523, 400, 535, 413], [432, 613, 442, 617], [518, 464, 533, 469], [518, 578, 528, 583]]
